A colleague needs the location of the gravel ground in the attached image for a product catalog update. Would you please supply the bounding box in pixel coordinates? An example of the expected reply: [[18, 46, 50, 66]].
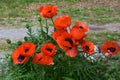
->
[[0, 23, 120, 57], [0, 23, 120, 41]]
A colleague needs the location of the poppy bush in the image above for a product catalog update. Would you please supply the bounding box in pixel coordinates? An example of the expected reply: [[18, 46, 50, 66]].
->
[[2, 5, 120, 80]]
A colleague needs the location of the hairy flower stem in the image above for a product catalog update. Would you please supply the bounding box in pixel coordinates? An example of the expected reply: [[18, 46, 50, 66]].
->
[[40, 21, 43, 32], [39, 20, 45, 40], [51, 18, 56, 31], [45, 19, 48, 35]]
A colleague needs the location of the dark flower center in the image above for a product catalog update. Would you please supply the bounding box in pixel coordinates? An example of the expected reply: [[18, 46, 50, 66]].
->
[[18, 55, 25, 62], [69, 47, 72, 49], [46, 48, 52, 52], [107, 47, 116, 52], [25, 48, 29, 53], [85, 46, 89, 50], [38, 58, 42, 61], [65, 38, 73, 45], [79, 26, 83, 29], [48, 10, 52, 13]]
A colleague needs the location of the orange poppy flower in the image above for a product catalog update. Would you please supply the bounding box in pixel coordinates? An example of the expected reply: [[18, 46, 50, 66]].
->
[[73, 22, 89, 32], [52, 29, 69, 41], [41, 43, 56, 56], [12, 48, 28, 65], [81, 41, 94, 55], [54, 15, 71, 29], [70, 27, 87, 41], [38, 5, 57, 18], [66, 46, 78, 57], [32, 53, 53, 65], [101, 41, 119, 56], [19, 42, 36, 57], [56, 34, 74, 51]]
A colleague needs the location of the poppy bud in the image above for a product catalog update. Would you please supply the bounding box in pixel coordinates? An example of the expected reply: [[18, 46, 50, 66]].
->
[[24, 36, 28, 41], [6, 39, 11, 44], [37, 16, 42, 22], [25, 23, 30, 29], [17, 41, 22, 45]]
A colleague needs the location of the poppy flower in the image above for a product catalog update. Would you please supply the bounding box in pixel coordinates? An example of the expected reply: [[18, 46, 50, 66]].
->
[[66, 46, 78, 57], [38, 5, 57, 18], [52, 29, 69, 41], [19, 42, 36, 57], [32, 53, 53, 65], [101, 41, 119, 56], [41, 43, 56, 56], [54, 15, 71, 29], [81, 41, 94, 55], [56, 34, 74, 51], [73, 22, 89, 32], [12, 48, 28, 65], [70, 27, 87, 41]]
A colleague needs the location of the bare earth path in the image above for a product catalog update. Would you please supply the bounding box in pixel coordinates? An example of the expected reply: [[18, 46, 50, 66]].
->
[[0, 23, 120, 57], [0, 23, 120, 40]]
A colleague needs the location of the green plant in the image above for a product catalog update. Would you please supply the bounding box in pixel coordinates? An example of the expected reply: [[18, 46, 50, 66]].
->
[[1, 5, 120, 80]]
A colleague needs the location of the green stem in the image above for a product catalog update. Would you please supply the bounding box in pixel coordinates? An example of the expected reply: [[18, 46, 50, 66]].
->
[[39, 20, 45, 40], [45, 19, 48, 34], [51, 18, 56, 31], [40, 21, 43, 32]]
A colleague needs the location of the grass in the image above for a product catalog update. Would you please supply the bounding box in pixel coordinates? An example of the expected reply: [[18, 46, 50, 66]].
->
[[0, 42, 11, 52], [0, 0, 120, 27], [86, 31, 120, 44]]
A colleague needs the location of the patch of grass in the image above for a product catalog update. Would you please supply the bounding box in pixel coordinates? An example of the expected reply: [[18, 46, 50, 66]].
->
[[60, 6, 120, 24], [0, 42, 11, 52], [86, 31, 120, 44], [0, 0, 120, 26]]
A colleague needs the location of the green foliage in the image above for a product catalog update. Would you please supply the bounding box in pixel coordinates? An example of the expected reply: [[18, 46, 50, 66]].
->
[[1, 20, 119, 80], [4, 50, 108, 80]]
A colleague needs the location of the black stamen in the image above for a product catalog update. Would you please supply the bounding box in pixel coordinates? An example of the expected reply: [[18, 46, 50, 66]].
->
[[85, 46, 89, 50], [25, 48, 29, 53], [46, 48, 52, 52], [79, 26, 83, 29], [48, 10, 52, 13], [65, 38, 73, 45], [18, 55, 25, 62], [69, 47, 72, 49], [107, 47, 116, 52], [38, 58, 42, 61]]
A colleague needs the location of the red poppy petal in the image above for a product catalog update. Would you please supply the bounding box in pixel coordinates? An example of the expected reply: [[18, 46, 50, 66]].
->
[[12, 48, 28, 65], [70, 27, 87, 41], [18, 42, 36, 57], [52, 29, 69, 41], [32, 53, 53, 65], [54, 15, 71, 29], [81, 41, 94, 55], [101, 41, 119, 56], [74, 22, 89, 32], [41, 43, 56, 56], [66, 46, 78, 57], [38, 5, 57, 18]]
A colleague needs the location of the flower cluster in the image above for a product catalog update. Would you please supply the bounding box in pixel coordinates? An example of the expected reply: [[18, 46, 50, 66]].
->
[[11, 5, 120, 66], [12, 42, 56, 65]]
